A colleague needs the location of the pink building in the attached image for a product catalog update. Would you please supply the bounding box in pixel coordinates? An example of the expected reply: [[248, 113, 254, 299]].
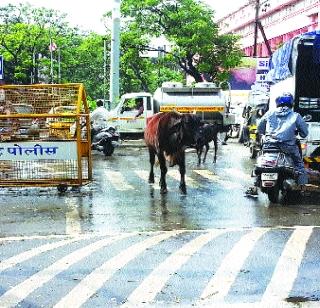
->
[[218, 0, 320, 57]]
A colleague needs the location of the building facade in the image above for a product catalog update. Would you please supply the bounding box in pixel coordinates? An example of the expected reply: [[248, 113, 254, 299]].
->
[[218, 0, 320, 57]]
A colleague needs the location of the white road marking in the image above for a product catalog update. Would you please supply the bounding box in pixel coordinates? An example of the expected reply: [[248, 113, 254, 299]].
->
[[193, 169, 241, 189], [134, 170, 149, 181], [0, 237, 84, 272], [102, 168, 246, 191], [106, 171, 135, 191], [0, 233, 133, 307], [0, 227, 317, 307], [65, 197, 81, 235], [193, 169, 219, 181], [200, 228, 267, 302], [167, 169, 199, 188], [225, 168, 252, 181], [261, 226, 313, 303], [0, 234, 82, 242], [54, 231, 184, 308], [134, 170, 159, 190], [123, 230, 226, 306]]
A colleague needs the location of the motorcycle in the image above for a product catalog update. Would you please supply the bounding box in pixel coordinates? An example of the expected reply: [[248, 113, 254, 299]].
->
[[253, 141, 299, 203], [91, 126, 120, 156]]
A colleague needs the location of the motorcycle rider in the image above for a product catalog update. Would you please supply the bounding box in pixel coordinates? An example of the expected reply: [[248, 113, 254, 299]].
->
[[90, 99, 109, 137], [91, 99, 109, 128], [245, 92, 308, 196]]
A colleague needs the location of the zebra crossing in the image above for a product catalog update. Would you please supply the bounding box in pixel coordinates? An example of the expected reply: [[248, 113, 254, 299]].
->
[[0, 227, 319, 307], [99, 167, 249, 193]]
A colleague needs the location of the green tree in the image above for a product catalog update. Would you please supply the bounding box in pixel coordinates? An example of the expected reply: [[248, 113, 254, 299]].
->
[[65, 33, 109, 99], [119, 27, 184, 93], [0, 0, 243, 100], [121, 0, 243, 83], [0, 3, 108, 99], [0, 3, 72, 84]]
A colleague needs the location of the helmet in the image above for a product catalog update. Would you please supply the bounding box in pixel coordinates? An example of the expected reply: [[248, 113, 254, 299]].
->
[[275, 92, 294, 107]]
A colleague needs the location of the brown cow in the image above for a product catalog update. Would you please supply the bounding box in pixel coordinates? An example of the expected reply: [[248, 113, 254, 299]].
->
[[144, 111, 201, 194]]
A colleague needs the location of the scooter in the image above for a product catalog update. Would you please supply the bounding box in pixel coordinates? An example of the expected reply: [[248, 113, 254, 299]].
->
[[248, 124, 260, 159], [91, 126, 120, 156], [245, 104, 267, 158], [253, 142, 298, 203]]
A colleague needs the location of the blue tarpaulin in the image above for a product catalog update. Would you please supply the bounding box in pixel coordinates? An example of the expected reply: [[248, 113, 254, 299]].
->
[[266, 29, 320, 83], [267, 39, 294, 82]]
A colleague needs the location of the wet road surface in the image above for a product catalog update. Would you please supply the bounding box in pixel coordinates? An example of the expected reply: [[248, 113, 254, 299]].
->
[[1, 140, 320, 307], [1, 140, 320, 236], [0, 227, 320, 307]]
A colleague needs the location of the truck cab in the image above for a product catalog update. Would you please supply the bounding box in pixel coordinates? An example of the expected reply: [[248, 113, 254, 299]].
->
[[107, 92, 153, 133]]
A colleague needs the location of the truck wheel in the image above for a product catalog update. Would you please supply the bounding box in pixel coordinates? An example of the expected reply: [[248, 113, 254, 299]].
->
[[267, 185, 280, 203], [57, 184, 68, 193]]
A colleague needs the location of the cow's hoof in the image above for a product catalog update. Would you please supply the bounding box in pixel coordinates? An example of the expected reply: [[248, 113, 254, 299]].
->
[[160, 187, 168, 194], [179, 186, 187, 195]]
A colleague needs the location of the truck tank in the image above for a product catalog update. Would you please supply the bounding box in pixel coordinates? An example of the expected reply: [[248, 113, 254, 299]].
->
[[153, 82, 234, 126]]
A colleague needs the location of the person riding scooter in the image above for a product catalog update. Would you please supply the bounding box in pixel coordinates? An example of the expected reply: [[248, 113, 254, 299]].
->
[[90, 99, 109, 136], [246, 92, 308, 196], [89, 100, 120, 156]]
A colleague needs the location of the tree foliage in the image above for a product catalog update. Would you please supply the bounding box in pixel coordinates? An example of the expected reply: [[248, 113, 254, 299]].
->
[[0, 0, 244, 100], [121, 0, 243, 82], [0, 3, 108, 99], [118, 24, 183, 93]]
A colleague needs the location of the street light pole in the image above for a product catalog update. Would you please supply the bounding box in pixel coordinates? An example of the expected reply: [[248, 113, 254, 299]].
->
[[110, 0, 120, 109], [31, 50, 35, 84], [103, 39, 107, 109], [49, 32, 54, 83], [58, 47, 61, 83]]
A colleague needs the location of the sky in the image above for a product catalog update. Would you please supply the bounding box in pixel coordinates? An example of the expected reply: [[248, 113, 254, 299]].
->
[[1, 0, 246, 34]]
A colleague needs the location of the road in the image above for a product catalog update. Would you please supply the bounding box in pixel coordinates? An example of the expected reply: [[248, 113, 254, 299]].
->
[[1, 139, 320, 307]]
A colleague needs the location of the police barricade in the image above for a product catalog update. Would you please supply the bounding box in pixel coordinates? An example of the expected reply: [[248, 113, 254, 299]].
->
[[0, 83, 92, 192]]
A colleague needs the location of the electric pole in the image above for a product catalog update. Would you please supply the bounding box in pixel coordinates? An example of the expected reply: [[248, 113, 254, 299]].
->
[[253, 0, 260, 57], [253, 0, 272, 57]]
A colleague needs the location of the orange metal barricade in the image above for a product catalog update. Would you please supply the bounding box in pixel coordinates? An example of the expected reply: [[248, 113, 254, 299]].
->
[[0, 83, 92, 191]]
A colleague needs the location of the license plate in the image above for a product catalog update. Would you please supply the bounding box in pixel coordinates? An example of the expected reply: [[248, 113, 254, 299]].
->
[[261, 173, 278, 180]]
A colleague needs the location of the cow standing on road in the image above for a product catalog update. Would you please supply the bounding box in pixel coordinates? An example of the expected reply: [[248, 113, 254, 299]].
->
[[195, 123, 220, 164], [144, 111, 201, 194]]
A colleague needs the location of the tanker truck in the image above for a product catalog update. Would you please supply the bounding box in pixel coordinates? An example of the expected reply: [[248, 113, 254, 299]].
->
[[106, 81, 235, 134]]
